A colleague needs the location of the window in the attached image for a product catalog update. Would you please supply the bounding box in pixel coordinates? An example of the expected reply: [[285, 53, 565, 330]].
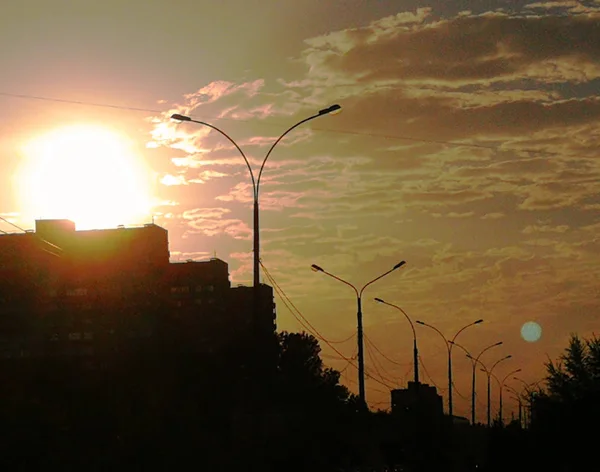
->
[[170, 286, 189, 294], [66, 288, 88, 297], [195, 285, 203, 293], [83, 332, 93, 340], [68, 332, 81, 340], [204, 285, 214, 292]]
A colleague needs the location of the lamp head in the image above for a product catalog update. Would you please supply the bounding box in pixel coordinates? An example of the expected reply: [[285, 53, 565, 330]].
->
[[474, 319, 484, 324], [416, 320, 425, 325], [393, 260, 407, 270], [171, 113, 191, 122], [311, 264, 324, 272], [495, 341, 503, 346], [318, 104, 342, 115], [374, 297, 385, 303]]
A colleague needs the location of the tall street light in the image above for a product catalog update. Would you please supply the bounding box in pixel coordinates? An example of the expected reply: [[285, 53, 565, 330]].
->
[[450, 340, 502, 425], [480, 355, 511, 426], [373, 298, 419, 384], [514, 376, 542, 428], [415, 319, 483, 421], [505, 385, 523, 427], [493, 368, 522, 425], [172, 104, 341, 334], [311, 261, 406, 407]]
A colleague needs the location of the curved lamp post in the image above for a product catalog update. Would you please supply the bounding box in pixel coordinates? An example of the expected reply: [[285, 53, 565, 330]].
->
[[480, 355, 512, 426], [451, 340, 502, 425], [493, 368, 522, 425], [373, 298, 419, 384], [415, 319, 483, 421], [505, 385, 524, 427], [172, 105, 341, 333], [513, 376, 543, 428], [311, 261, 406, 407]]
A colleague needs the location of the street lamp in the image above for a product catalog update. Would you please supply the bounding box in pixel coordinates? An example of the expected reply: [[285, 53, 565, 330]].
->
[[480, 355, 511, 426], [373, 298, 419, 384], [172, 104, 341, 334], [450, 340, 502, 425], [505, 385, 523, 427], [494, 368, 521, 425], [415, 319, 483, 421], [513, 376, 543, 428], [311, 261, 406, 407]]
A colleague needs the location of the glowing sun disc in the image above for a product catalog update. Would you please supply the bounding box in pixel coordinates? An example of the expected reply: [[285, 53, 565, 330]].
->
[[18, 125, 153, 229], [521, 321, 542, 343]]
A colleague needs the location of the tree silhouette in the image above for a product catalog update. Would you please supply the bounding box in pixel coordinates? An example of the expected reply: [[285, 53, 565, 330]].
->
[[526, 334, 600, 471]]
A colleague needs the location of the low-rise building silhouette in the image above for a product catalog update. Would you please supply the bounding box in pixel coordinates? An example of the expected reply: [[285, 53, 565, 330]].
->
[[0, 219, 275, 360], [391, 381, 444, 424]]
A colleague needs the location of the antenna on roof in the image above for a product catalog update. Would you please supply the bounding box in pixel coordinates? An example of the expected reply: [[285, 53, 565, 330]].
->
[[212, 249, 217, 259]]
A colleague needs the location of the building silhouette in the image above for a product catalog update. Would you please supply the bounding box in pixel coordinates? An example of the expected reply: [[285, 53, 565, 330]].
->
[[391, 381, 444, 425], [0, 219, 275, 361]]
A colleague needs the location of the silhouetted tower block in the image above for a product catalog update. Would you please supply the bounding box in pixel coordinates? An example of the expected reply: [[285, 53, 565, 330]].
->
[[391, 381, 444, 426], [0, 219, 276, 361]]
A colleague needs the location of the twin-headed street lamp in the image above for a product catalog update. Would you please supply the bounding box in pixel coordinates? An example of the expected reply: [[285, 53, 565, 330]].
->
[[479, 355, 512, 426], [493, 368, 522, 425], [172, 105, 341, 334], [415, 319, 483, 421], [311, 261, 406, 407], [451, 340, 503, 425]]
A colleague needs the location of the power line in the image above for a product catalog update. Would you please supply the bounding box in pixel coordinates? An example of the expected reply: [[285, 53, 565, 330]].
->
[[0, 91, 162, 115], [260, 261, 394, 391], [364, 337, 399, 387], [364, 335, 410, 368], [327, 332, 356, 344], [0, 216, 63, 257], [419, 355, 445, 392], [0, 90, 590, 159]]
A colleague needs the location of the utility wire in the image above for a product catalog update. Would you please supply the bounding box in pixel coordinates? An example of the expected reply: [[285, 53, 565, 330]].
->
[[364, 335, 410, 367], [0, 216, 63, 257], [0, 90, 592, 160], [364, 338, 399, 387], [261, 261, 394, 391], [327, 332, 356, 344], [364, 335, 406, 385], [419, 355, 445, 392]]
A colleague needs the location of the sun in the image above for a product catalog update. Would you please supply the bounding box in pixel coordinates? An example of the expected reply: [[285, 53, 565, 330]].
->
[[18, 124, 154, 230]]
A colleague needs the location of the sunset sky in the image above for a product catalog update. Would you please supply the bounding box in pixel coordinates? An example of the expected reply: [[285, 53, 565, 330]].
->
[[1, 0, 599, 418]]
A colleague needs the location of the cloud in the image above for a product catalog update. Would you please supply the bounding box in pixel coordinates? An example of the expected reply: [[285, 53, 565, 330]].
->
[[299, 9, 600, 87], [180, 207, 251, 240], [522, 224, 570, 234]]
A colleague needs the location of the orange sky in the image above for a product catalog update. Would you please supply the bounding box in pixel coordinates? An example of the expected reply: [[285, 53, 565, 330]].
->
[[1, 0, 599, 419]]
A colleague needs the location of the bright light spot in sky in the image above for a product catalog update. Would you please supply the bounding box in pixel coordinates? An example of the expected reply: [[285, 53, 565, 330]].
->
[[521, 321, 542, 342], [18, 125, 154, 230]]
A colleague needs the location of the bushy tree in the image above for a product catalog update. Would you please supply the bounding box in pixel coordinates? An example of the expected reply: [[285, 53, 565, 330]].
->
[[525, 334, 600, 471], [545, 334, 600, 401]]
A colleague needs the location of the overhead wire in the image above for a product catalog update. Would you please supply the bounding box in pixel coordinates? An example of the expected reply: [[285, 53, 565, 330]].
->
[[364, 334, 408, 386], [364, 335, 411, 368], [0, 216, 64, 257], [260, 261, 394, 391], [0, 90, 593, 160], [419, 355, 445, 392], [364, 337, 400, 387]]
